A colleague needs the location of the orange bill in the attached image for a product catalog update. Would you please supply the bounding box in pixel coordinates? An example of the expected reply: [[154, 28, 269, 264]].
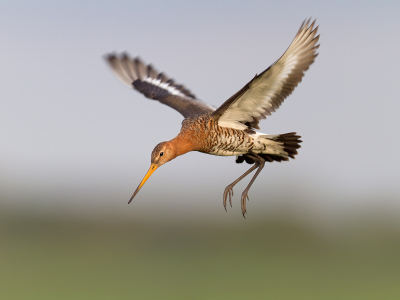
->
[[128, 164, 158, 203]]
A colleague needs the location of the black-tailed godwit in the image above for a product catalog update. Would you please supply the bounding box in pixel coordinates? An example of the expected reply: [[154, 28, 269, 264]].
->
[[106, 19, 319, 216]]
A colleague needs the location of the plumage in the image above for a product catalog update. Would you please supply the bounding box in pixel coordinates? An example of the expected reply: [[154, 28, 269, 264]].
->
[[106, 53, 215, 118], [211, 19, 319, 132], [105, 19, 319, 216]]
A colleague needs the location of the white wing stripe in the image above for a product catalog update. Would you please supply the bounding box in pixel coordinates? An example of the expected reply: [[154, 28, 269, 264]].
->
[[143, 77, 188, 98]]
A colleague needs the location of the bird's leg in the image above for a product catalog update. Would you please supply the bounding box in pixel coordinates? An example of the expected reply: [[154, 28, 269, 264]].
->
[[223, 155, 259, 211], [241, 151, 265, 217]]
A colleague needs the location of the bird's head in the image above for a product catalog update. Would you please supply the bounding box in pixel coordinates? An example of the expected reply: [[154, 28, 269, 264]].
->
[[129, 141, 177, 202], [150, 141, 176, 166]]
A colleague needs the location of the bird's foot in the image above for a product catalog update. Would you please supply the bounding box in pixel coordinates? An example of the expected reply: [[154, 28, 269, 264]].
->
[[223, 185, 234, 211], [241, 191, 250, 217]]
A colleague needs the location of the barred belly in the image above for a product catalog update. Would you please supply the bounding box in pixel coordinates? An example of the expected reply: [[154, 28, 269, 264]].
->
[[207, 129, 254, 157], [207, 130, 286, 157]]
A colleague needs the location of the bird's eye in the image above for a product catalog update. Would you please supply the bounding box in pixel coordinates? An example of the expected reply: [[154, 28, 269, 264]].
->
[[160, 152, 164, 157]]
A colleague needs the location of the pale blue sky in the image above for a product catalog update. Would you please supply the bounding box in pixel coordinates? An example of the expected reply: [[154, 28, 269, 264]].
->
[[1, 0, 399, 218]]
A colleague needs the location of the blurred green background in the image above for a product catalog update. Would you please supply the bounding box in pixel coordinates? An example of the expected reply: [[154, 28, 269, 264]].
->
[[2, 0, 400, 299], [2, 206, 400, 299]]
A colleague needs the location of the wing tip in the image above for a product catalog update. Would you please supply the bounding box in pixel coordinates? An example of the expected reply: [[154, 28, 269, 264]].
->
[[105, 52, 199, 99]]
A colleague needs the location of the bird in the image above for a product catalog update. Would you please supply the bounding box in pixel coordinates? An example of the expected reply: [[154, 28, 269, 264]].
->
[[106, 19, 319, 216]]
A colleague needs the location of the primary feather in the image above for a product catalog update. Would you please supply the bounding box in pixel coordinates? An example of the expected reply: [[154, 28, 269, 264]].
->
[[106, 54, 215, 118]]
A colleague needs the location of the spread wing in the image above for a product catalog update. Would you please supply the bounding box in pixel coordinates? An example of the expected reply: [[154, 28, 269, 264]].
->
[[211, 19, 320, 132], [106, 54, 215, 118]]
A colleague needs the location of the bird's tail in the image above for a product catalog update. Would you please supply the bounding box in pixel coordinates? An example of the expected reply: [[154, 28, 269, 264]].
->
[[261, 132, 302, 162], [236, 132, 302, 164]]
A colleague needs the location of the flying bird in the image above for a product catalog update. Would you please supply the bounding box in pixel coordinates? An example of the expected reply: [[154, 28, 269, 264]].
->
[[106, 19, 319, 216]]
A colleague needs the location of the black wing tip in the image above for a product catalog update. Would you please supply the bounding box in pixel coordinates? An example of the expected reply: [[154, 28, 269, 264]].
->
[[133, 56, 143, 64], [104, 52, 117, 62], [104, 51, 132, 61], [106, 52, 198, 100]]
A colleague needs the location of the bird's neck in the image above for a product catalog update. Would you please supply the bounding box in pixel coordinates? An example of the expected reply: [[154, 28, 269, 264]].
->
[[169, 134, 197, 158]]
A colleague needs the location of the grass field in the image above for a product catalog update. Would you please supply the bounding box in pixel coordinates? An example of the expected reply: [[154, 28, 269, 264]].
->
[[2, 209, 400, 300]]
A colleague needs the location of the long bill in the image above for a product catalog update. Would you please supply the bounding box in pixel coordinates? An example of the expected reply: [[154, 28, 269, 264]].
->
[[128, 164, 158, 203]]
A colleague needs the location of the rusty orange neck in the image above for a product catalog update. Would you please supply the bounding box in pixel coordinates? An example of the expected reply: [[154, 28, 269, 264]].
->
[[169, 134, 197, 159]]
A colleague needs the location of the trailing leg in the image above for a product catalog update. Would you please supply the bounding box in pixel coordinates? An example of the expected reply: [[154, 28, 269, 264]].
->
[[241, 151, 265, 217], [223, 155, 258, 211]]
